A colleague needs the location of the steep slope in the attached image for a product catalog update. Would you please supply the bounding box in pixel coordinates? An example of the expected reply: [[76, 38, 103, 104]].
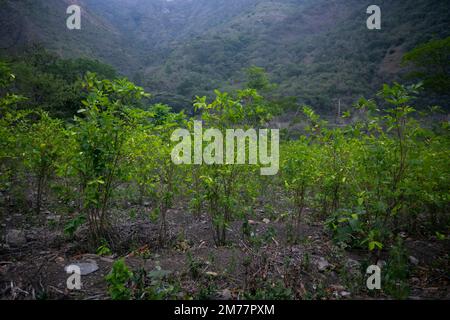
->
[[1, 0, 449, 111], [145, 0, 450, 108], [0, 0, 133, 73]]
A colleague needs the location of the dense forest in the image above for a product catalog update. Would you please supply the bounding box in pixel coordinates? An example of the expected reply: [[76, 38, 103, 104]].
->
[[0, 0, 449, 302]]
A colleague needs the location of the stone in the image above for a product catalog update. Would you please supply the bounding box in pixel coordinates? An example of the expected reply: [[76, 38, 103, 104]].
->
[[330, 284, 345, 291], [100, 257, 115, 263], [47, 215, 61, 222], [409, 256, 419, 265], [64, 261, 99, 275], [316, 257, 330, 272], [205, 271, 218, 277], [346, 258, 360, 268], [5, 229, 26, 246], [220, 289, 232, 300], [262, 218, 270, 224], [340, 291, 351, 297], [346, 258, 361, 274], [376, 260, 386, 268]]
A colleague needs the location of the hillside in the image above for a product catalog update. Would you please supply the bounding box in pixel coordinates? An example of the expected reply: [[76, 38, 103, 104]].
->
[[1, 0, 449, 111], [0, 0, 449, 304]]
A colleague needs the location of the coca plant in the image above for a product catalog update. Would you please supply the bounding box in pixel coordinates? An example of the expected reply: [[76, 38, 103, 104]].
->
[[72, 73, 149, 244]]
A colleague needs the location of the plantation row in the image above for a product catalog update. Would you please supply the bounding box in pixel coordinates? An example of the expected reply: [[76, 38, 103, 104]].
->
[[1, 65, 449, 255]]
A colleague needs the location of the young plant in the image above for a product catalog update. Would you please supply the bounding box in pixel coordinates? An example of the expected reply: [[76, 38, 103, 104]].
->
[[105, 259, 133, 300], [23, 111, 65, 214], [193, 89, 270, 246], [72, 73, 149, 243]]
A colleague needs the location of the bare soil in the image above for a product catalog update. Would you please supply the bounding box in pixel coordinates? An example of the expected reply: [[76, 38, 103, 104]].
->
[[1, 203, 449, 300]]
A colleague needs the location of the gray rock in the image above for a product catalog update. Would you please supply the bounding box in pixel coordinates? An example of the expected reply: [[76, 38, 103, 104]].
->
[[47, 215, 61, 222], [316, 257, 330, 272], [346, 258, 361, 269], [100, 257, 115, 263], [219, 289, 232, 300], [346, 258, 361, 275], [6, 229, 27, 246], [409, 256, 419, 266], [376, 260, 386, 268], [340, 291, 351, 297], [64, 261, 99, 275]]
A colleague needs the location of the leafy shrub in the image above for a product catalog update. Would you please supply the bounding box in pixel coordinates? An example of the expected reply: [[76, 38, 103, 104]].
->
[[105, 259, 133, 300]]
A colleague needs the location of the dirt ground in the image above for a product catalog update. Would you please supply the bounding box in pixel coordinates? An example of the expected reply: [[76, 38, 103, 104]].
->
[[0, 202, 449, 300]]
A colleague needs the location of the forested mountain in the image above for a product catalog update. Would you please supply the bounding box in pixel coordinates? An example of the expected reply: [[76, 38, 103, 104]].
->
[[1, 0, 449, 111], [1, 1, 449, 303]]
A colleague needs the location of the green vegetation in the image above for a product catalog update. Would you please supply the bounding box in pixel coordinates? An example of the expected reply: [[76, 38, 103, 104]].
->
[[0, 25, 448, 301], [403, 36, 450, 95], [2, 0, 448, 112], [106, 259, 133, 300], [1, 47, 117, 118]]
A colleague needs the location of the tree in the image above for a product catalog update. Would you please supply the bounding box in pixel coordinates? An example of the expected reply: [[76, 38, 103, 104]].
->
[[0, 61, 28, 208], [402, 37, 450, 95], [244, 66, 275, 93], [7, 47, 118, 118], [23, 111, 65, 215], [192, 89, 272, 245]]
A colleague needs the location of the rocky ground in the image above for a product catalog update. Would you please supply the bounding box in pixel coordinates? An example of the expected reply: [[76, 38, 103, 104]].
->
[[0, 203, 449, 300]]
